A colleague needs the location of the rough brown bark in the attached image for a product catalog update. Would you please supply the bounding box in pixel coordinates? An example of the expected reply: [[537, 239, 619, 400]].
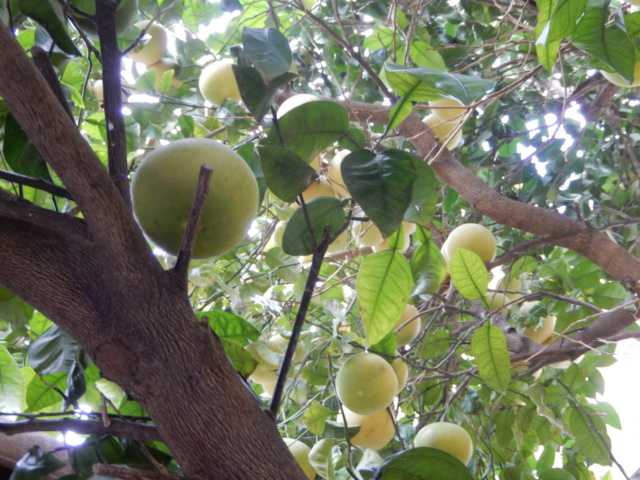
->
[[0, 21, 306, 480]]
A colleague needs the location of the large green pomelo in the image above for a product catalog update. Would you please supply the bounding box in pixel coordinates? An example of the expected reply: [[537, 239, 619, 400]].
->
[[70, 0, 139, 39], [131, 138, 259, 259]]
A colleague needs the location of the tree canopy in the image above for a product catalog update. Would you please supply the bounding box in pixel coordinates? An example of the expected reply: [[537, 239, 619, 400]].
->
[[0, 0, 639, 479]]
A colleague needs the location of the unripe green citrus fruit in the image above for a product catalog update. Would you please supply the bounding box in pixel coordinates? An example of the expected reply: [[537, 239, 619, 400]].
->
[[127, 21, 168, 65], [131, 138, 259, 259], [198, 60, 241, 106], [441, 223, 497, 263], [414, 422, 473, 464], [335, 352, 398, 415]]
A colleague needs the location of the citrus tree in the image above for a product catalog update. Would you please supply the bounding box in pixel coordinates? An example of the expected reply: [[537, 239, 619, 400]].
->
[[0, 0, 639, 479]]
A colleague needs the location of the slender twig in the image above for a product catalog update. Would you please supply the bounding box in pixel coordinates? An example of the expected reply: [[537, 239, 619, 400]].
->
[[173, 165, 213, 283], [0, 418, 161, 442], [0, 169, 72, 200]]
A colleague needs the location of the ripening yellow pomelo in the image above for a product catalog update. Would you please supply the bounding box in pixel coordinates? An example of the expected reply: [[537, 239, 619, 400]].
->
[[600, 61, 640, 87], [301, 178, 335, 202], [327, 149, 350, 197], [282, 438, 316, 480], [391, 358, 408, 393], [131, 138, 259, 259], [423, 114, 463, 150], [429, 98, 465, 122], [270, 221, 287, 248], [89, 79, 104, 101], [441, 223, 497, 263], [147, 58, 182, 92], [341, 407, 395, 450], [247, 340, 285, 384], [335, 353, 398, 415], [353, 220, 384, 247], [327, 231, 349, 253], [270, 334, 308, 364], [487, 291, 509, 313], [309, 155, 321, 171], [127, 21, 168, 65], [198, 59, 242, 106], [70, 0, 138, 39], [277, 93, 320, 118], [520, 303, 556, 344], [394, 304, 421, 346], [414, 422, 473, 465]]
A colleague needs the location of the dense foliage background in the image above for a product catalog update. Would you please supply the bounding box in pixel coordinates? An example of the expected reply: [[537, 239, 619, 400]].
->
[[1, 0, 639, 479]]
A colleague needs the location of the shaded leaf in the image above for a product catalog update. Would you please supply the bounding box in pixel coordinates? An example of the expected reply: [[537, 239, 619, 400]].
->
[[18, 0, 80, 56], [234, 66, 297, 123], [282, 197, 347, 255], [471, 324, 510, 393], [369, 447, 473, 480], [242, 27, 292, 82], [569, 406, 612, 466], [3, 113, 53, 181], [27, 325, 78, 375], [257, 146, 318, 202], [219, 339, 258, 378], [309, 438, 337, 480], [410, 241, 447, 296], [356, 250, 413, 346], [10, 446, 66, 480]]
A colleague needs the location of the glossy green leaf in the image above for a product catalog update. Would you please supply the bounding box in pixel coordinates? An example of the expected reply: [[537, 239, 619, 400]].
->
[[219, 339, 258, 378], [27, 325, 78, 375], [341, 149, 416, 237], [18, 0, 80, 56], [282, 197, 347, 255], [0, 286, 34, 325], [418, 329, 450, 360], [538, 468, 576, 480], [539, 0, 586, 44], [3, 113, 53, 181], [370, 447, 473, 480], [10, 446, 66, 480], [409, 41, 446, 70], [264, 101, 350, 162], [471, 324, 510, 393], [234, 66, 297, 123], [338, 128, 366, 151], [303, 403, 333, 435], [569, 406, 612, 466], [25, 371, 65, 412], [572, 4, 636, 82], [0, 345, 25, 414], [242, 27, 292, 81], [197, 310, 261, 346], [309, 438, 337, 480], [410, 241, 447, 295], [356, 250, 413, 346], [405, 157, 440, 225], [257, 146, 318, 202], [449, 249, 489, 300], [369, 331, 398, 358]]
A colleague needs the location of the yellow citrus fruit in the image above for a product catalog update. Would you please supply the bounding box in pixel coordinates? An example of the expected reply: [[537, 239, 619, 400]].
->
[[341, 407, 395, 450], [394, 304, 421, 346], [89, 79, 104, 101], [276, 94, 320, 118], [353, 220, 384, 247], [246, 340, 285, 384], [429, 98, 465, 122], [127, 21, 168, 65], [131, 138, 259, 259], [441, 223, 497, 263], [270, 334, 307, 364], [301, 178, 335, 202], [520, 303, 556, 344], [391, 358, 408, 393], [327, 149, 351, 197], [335, 352, 398, 415], [282, 438, 316, 480], [423, 114, 463, 150], [414, 422, 473, 465], [198, 59, 241, 106]]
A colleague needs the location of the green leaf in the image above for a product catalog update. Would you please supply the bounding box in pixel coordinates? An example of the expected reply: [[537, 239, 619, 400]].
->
[[370, 447, 473, 480], [303, 403, 333, 435], [569, 406, 612, 466], [257, 146, 318, 202], [409, 41, 446, 70], [410, 241, 447, 295], [25, 371, 65, 412], [282, 197, 347, 256], [264, 101, 350, 162], [234, 66, 297, 123], [404, 158, 440, 226], [338, 128, 366, 151], [242, 27, 292, 82], [538, 468, 577, 480], [219, 339, 258, 378], [589, 283, 627, 309], [27, 325, 78, 375], [0, 287, 34, 325], [10, 446, 66, 480], [369, 331, 398, 358], [3, 113, 53, 181], [18, 0, 80, 56], [449, 249, 489, 300], [539, 0, 586, 44], [341, 149, 416, 237], [572, 4, 636, 82], [471, 324, 510, 393], [419, 329, 450, 360], [0, 345, 25, 414], [309, 438, 337, 480], [356, 250, 413, 346], [196, 310, 261, 346]]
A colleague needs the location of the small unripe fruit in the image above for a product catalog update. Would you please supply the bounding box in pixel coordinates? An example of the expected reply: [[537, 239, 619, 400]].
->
[[198, 59, 241, 106], [414, 422, 473, 465], [335, 353, 398, 415]]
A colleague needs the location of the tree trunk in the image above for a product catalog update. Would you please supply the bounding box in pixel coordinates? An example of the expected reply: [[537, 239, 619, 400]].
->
[[0, 21, 306, 480]]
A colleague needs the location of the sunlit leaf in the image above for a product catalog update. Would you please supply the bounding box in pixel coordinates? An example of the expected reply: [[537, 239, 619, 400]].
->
[[449, 249, 489, 300], [0, 345, 25, 414], [303, 404, 333, 435], [471, 324, 510, 393], [569, 406, 612, 466], [309, 438, 337, 480], [196, 310, 260, 346]]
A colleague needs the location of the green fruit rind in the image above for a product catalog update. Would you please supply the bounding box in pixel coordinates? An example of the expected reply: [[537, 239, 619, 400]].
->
[[131, 138, 259, 259]]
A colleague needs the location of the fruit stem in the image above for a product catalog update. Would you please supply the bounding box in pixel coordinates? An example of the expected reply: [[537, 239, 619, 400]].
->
[[173, 164, 213, 284]]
